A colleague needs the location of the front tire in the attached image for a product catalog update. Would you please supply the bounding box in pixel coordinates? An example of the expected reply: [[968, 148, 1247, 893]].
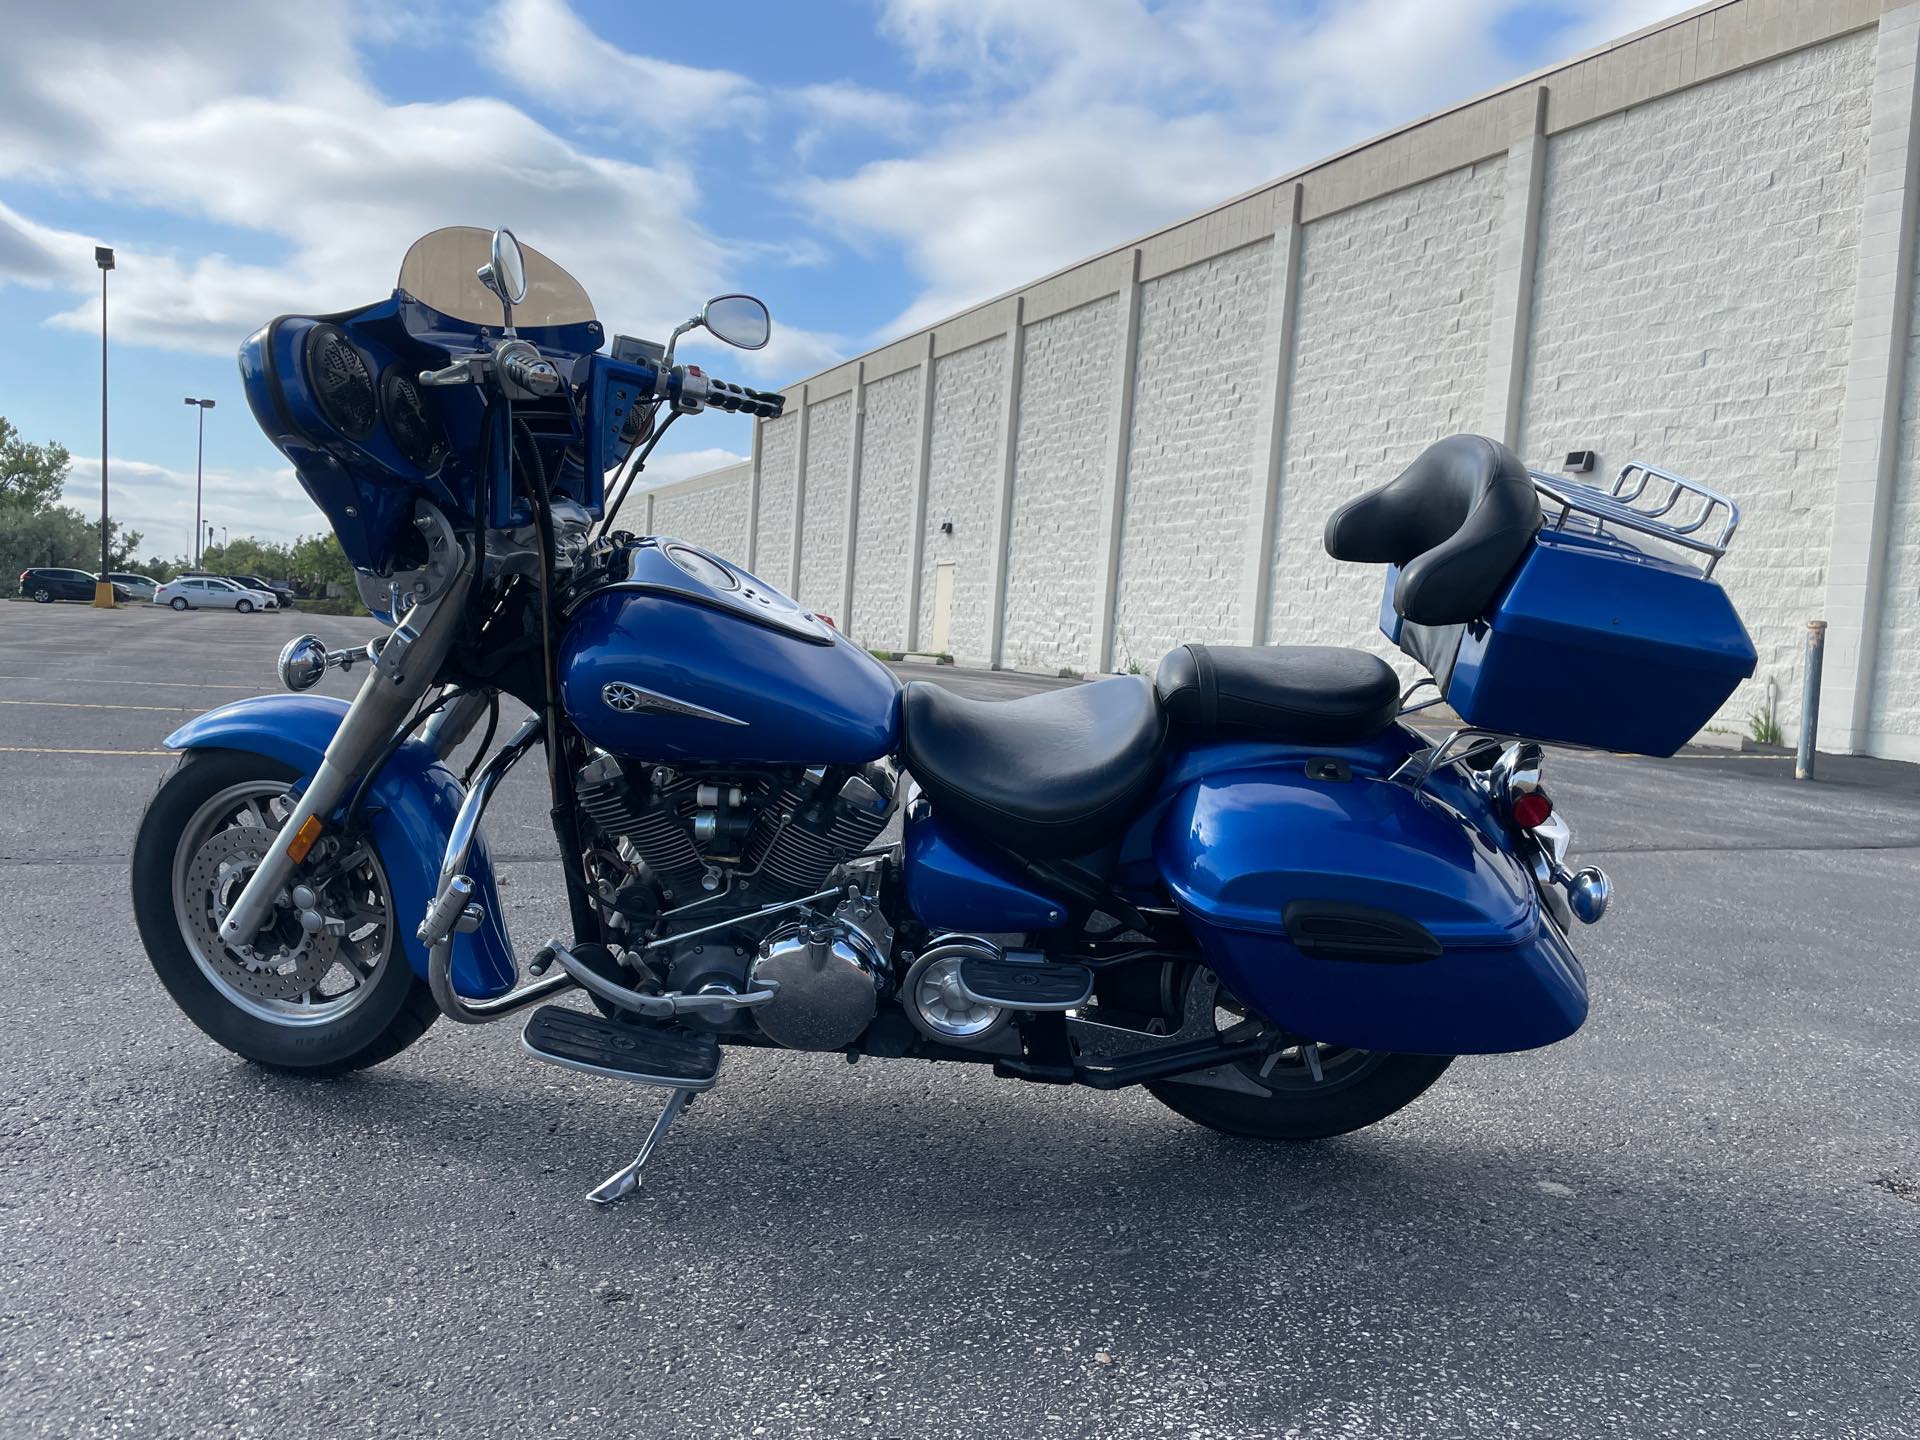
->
[[236, 598, 254, 613], [131, 749, 437, 1075]]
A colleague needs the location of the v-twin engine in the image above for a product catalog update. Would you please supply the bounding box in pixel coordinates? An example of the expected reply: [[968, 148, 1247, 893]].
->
[[576, 754, 894, 918]]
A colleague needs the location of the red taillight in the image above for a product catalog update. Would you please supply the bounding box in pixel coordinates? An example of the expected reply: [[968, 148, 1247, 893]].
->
[[1511, 791, 1554, 830], [816, 613, 837, 630]]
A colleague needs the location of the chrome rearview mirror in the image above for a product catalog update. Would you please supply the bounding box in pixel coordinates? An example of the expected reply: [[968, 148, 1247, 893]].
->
[[476, 226, 530, 333], [701, 294, 770, 351], [661, 292, 772, 374]]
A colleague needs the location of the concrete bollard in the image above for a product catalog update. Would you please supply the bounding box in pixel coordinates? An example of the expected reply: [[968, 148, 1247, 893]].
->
[[1796, 620, 1826, 781]]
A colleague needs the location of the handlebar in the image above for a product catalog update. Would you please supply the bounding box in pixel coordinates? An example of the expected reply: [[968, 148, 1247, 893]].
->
[[421, 347, 786, 421], [674, 366, 785, 419], [499, 344, 563, 397]]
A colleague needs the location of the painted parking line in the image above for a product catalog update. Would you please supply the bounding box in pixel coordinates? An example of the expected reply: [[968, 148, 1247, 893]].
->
[[0, 674, 263, 691], [0, 745, 172, 756], [0, 698, 198, 713]]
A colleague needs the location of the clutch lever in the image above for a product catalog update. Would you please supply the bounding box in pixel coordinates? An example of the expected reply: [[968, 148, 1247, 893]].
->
[[419, 356, 483, 387]]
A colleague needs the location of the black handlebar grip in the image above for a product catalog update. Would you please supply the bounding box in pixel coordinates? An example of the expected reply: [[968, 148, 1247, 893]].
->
[[702, 376, 786, 420]]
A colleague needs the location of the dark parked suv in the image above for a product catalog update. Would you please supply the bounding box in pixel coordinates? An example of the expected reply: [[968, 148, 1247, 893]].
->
[[18, 568, 132, 604]]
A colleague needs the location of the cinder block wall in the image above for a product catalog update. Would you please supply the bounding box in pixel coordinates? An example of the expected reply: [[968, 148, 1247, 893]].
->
[[639, 0, 1920, 760]]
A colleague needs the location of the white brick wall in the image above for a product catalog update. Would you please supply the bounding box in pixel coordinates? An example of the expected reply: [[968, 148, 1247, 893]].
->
[[918, 337, 1007, 662], [850, 366, 922, 648], [754, 412, 799, 590], [1264, 161, 1504, 675], [652, 473, 748, 560], [1111, 242, 1274, 670], [797, 393, 851, 614], [1520, 32, 1875, 738], [1001, 296, 1122, 673]]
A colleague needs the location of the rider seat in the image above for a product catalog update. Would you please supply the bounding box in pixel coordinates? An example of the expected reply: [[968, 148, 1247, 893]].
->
[[1154, 644, 1400, 745], [900, 676, 1164, 859]]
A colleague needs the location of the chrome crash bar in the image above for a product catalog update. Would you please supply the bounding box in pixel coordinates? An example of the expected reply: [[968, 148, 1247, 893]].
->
[[421, 714, 578, 1024]]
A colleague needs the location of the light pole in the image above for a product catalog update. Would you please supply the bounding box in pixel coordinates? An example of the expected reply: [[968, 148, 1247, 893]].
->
[[220, 525, 229, 552], [94, 245, 115, 607], [184, 397, 215, 566], [205, 522, 214, 565]]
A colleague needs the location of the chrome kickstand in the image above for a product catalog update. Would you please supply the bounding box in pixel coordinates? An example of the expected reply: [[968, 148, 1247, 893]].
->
[[586, 1087, 696, 1206]]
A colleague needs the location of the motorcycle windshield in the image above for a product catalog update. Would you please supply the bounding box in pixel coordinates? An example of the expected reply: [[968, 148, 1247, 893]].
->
[[396, 226, 595, 328]]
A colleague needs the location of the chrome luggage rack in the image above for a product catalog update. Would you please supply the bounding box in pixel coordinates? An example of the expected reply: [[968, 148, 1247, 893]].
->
[[1529, 460, 1740, 577]]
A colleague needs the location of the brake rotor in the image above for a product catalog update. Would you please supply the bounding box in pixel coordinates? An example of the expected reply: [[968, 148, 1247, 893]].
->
[[182, 827, 338, 1000]]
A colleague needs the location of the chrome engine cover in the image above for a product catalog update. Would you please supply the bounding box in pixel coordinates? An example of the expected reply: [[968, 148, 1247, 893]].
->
[[748, 920, 888, 1050]]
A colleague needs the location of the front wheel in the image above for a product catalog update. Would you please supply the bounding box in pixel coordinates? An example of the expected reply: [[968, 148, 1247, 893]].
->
[[131, 749, 437, 1074], [235, 598, 254, 613]]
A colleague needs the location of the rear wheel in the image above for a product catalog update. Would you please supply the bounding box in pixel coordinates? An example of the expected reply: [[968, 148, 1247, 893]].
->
[[1148, 1047, 1453, 1140], [131, 749, 437, 1074], [170, 596, 189, 611], [31, 586, 51, 603], [1144, 973, 1452, 1140]]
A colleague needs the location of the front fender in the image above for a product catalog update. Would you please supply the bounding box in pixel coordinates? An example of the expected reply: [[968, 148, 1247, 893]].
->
[[165, 694, 518, 1000]]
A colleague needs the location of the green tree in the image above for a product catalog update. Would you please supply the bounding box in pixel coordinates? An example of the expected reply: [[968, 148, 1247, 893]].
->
[[1, 502, 143, 579], [0, 416, 71, 511]]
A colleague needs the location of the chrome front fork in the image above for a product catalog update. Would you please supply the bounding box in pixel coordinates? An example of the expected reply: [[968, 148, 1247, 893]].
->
[[217, 510, 472, 950]]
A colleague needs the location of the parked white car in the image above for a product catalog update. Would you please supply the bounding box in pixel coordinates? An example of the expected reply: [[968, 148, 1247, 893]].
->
[[152, 576, 280, 613]]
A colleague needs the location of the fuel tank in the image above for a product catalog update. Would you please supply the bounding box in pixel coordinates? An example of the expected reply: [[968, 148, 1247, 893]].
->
[[560, 538, 901, 764]]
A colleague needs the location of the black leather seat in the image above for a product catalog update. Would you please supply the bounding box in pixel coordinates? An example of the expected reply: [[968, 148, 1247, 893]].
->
[[1323, 433, 1541, 625], [1156, 644, 1400, 745], [901, 676, 1163, 859]]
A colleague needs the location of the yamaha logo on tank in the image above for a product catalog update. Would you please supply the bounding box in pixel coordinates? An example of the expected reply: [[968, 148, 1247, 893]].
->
[[601, 682, 643, 713]]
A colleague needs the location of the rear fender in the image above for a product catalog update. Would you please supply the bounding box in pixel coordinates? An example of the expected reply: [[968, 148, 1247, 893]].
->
[[164, 694, 518, 1000]]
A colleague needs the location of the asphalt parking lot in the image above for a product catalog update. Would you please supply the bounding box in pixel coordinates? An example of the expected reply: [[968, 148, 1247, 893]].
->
[[1, 598, 1916, 1439]]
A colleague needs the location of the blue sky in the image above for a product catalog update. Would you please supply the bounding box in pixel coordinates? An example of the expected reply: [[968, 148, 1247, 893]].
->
[[0, 0, 1681, 557]]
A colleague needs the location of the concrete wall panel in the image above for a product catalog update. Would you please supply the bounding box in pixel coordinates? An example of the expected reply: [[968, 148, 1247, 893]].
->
[[1001, 296, 1123, 673], [796, 393, 851, 614], [754, 412, 799, 591], [1111, 241, 1275, 670], [918, 337, 1008, 663], [850, 366, 922, 648]]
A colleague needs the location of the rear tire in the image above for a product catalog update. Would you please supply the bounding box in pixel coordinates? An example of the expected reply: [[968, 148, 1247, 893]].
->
[[1149, 1050, 1453, 1140], [132, 749, 438, 1075], [170, 597, 189, 611], [32, 587, 51, 603]]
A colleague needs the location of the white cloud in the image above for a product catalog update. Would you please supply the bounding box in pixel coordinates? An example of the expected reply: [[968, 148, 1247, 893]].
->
[[64, 454, 324, 555], [636, 447, 749, 489], [0, 2, 737, 358], [481, 0, 762, 129], [788, 82, 922, 163]]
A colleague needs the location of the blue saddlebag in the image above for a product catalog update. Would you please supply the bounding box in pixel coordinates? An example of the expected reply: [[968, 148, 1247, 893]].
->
[[1155, 761, 1587, 1055]]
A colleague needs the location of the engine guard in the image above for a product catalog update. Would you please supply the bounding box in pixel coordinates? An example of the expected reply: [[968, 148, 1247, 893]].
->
[[164, 694, 518, 1000]]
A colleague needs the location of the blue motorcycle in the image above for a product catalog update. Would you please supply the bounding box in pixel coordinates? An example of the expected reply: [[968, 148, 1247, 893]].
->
[[131, 227, 1757, 1203]]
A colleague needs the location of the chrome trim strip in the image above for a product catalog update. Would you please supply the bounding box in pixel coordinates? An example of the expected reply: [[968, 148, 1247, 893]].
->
[[600, 681, 748, 726]]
